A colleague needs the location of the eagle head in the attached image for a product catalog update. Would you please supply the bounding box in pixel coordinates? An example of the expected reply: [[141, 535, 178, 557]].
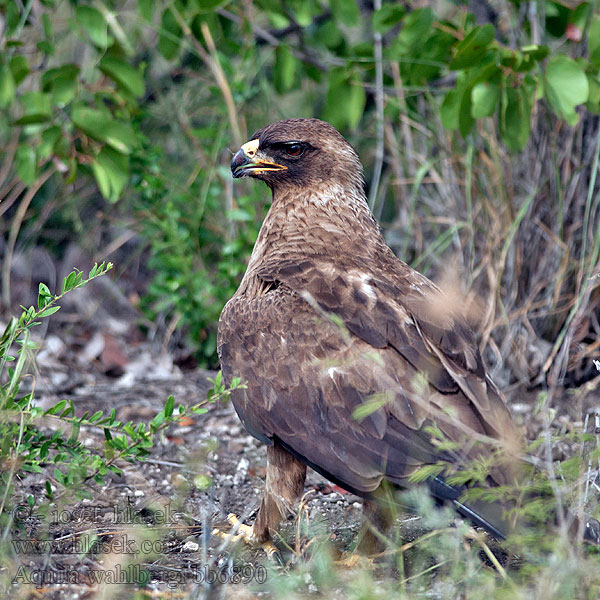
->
[[231, 118, 364, 192]]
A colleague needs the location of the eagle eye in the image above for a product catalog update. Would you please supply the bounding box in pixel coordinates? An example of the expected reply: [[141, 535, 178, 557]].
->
[[284, 143, 304, 157]]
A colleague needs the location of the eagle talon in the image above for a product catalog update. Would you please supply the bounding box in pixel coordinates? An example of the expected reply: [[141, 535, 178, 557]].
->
[[213, 513, 283, 564]]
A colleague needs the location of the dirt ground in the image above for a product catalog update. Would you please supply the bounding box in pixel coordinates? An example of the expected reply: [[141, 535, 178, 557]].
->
[[5, 311, 369, 599], [3, 264, 600, 599]]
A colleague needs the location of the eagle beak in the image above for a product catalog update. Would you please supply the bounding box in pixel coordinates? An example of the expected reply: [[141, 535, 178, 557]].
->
[[231, 139, 287, 178]]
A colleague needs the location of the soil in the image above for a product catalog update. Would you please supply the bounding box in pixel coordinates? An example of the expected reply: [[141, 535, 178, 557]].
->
[[4, 317, 370, 599]]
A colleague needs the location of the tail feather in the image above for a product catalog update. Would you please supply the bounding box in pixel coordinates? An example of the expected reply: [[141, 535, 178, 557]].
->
[[429, 475, 508, 540]]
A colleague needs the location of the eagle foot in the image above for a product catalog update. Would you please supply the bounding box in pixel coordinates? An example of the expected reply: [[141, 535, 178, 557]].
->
[[212, 513, 284, 565]]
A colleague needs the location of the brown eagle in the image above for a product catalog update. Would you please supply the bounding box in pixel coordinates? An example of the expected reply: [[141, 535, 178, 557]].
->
[[217, 118, 523, 554]]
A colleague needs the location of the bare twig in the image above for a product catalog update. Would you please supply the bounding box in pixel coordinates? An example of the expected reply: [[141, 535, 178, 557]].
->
[[199, 22, 243, 147], [2, 167, 55, 309], [0, 129, 20, 192], [217, 7, 344, 71], [169, 6, 243, 147], [368, 0, 385, 212]]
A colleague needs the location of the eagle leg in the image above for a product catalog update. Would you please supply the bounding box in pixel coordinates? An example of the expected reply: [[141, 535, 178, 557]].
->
[[214, 441, 306, 563], [334, 496, 394, 568], [253, 441, 307, 542], [354, 495, 396, 556]]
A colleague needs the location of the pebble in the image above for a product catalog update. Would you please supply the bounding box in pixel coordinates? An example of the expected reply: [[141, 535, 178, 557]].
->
[[233, 457, 249, 486], [182, 540, 199, 552]]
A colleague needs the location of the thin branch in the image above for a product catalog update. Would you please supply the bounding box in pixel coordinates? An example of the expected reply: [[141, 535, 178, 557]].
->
[[368, 0, 385, 212], [0, 179, 27, 219], [217, 7, 344, 71], [0, 129, 20, 192], [2, 168, 55, 309], [169, 5, 243, 147]]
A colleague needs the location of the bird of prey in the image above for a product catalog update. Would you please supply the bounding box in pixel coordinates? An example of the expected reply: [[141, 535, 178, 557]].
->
[[217, 118, 523, 555]]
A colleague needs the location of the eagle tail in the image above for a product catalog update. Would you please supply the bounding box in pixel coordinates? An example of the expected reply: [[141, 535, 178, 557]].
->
[[429, 475, 508, 540]]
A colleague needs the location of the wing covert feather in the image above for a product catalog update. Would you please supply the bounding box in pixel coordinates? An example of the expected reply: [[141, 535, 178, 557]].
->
[[218, 269, 517, 495]]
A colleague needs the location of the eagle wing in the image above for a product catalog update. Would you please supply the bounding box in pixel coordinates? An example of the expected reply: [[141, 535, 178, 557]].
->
[[218, 249, 519, 496]]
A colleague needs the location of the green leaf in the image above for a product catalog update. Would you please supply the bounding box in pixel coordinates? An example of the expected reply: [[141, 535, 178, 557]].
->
[[471, 81, 499, 118], [395, 8, 434, 53], [41, 64, 79, 88], [0, 63, 16, 108], [346, 80, 366, 129], [352, 392, 390, 421], [373, 4, 405, 33], [589, 15, 600, 67], [38, 282, 52, 307], [329, 0, 360, 26], [16, 146, 37, 185], [45, 400, 67, 416], [36, 40, 55, 56], [10, 55, 29, 85], [61, 400, 75, 417], [98, 56, 145, 98], [40, 441, 51, 460], [520, 44, 549, 63], [500, 84, 531, 151], [314, 18, 343, 51], [72, 107, 137, 154], [458, 87, 474, 137], [76, 6, 109, 48], [441, 87, 463, 130], [71, 106, 110, 140], [151, 410, 165, 430], [42, 12, 53, 42], [41, 64, 80, 106], [104, 126, 138, 155], [586, 73, 600, 114], [138, 0, 155, 21], [89, 411, 103, 423], [4, 2, 19, 37], [194, 0, 231, 12], [164, 395, 175, 418], [158, 8, 182, 61], [15, 91, 51, 125], [40, 125, 62, 159], [38, 306, 61, 318], [273, 44, 296, 93], [62, 270, 81, 293], [450, 24, 495, 70], [544, 56, 589, 126], [90, 160, 110, 201], [323, 70, 365, 130], [92, 146, 129, 203]]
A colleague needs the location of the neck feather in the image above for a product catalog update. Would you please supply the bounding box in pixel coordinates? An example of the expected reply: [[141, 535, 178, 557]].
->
[[245, 183, 380, 273]]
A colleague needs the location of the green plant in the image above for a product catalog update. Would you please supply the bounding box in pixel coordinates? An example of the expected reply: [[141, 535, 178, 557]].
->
[[2, 1, 599, 367], [130, 138, 266, 362], [0, 262, 246, 530]]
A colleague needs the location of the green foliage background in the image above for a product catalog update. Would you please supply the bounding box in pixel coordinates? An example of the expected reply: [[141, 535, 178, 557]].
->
[[0, 0, 599, 375]]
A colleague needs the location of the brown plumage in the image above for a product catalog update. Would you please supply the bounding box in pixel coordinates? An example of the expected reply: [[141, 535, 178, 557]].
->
[[218, 118, 523, 550]]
